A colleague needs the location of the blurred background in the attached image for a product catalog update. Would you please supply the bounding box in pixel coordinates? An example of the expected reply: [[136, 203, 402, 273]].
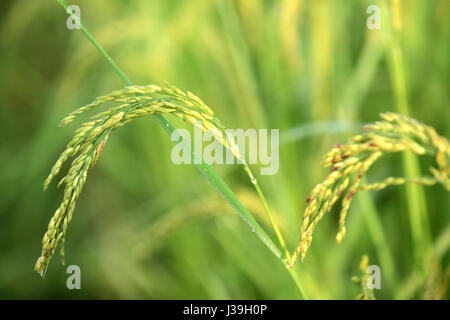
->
[[0, 0, 449, 299]]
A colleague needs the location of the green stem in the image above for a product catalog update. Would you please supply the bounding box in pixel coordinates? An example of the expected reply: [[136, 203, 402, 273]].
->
[[386, 0, 431, 270], [242, 163, 291, 263], [253, 181, 290, 259], [288, 268, 309, 300], [57, 0, 307, 298]]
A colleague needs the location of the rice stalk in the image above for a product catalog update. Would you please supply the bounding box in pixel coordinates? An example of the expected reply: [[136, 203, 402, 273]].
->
[[290, 112, 450, 267], [385, 0, 432, 268]]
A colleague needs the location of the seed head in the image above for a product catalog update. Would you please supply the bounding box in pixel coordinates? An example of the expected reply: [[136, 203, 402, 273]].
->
[[290, 113, 450, 267], [35, 84, 244, 275]]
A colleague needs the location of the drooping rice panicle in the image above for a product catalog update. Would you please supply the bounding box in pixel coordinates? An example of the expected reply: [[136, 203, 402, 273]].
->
[[35, 84, 242, 276], [289, 113, 450, 267]]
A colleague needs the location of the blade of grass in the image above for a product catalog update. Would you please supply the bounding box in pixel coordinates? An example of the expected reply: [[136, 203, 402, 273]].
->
[[56, 0, 307, 299]]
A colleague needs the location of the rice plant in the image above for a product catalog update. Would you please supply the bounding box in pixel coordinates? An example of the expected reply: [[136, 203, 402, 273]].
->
[[35, 0, 307, 297], [290, 112, 450, 266], [30, 1, 450, 302]]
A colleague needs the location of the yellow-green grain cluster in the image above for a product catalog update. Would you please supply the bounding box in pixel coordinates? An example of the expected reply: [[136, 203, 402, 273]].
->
[[289, 112, 450, 267], [35, 84, 241, 276], [351, 254, 376, 300]]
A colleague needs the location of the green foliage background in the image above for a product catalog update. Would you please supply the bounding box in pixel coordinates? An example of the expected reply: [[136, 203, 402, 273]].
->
[[0, 0, 448, 299]]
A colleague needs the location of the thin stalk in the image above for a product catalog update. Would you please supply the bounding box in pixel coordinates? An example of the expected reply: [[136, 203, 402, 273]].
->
[[287, 268, 309, 300], [243, 164, 291, 263], [57, 0, 307, 298], [386, 0, 431, 269], [243, 162, 307, 298]]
